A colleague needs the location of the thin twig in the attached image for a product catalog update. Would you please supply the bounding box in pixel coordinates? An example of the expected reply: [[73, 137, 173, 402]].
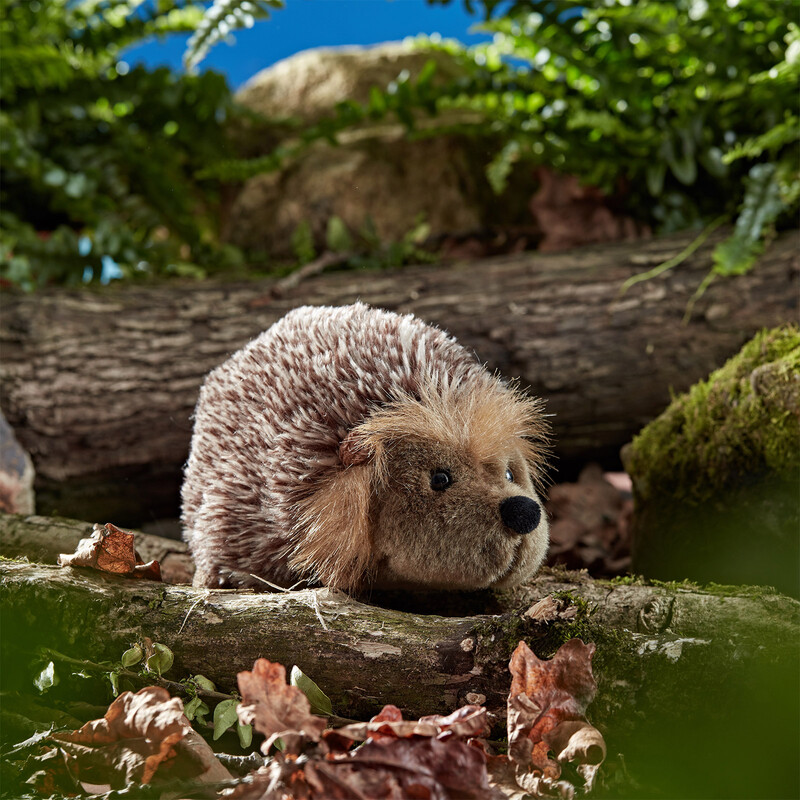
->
[[620, 215, 727, 293], [310, 590, 329, 630], [682, 270, 717, 325], [179, 595, 205, 634], [249, 574, 312, 592], [271, 251, 354, 297], [249, 574, 294, 592]]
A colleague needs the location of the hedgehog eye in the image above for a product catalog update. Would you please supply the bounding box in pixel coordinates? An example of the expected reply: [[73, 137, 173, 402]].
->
[[505, 467, 515, 483], [430, 469, 453, 491]]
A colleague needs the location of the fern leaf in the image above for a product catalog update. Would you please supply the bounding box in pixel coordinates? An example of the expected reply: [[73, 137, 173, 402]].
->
[[722, 115, 800, 165], [486, 139, 521, 195], [712, 163, 785, 276], [183, 0, 283, 71], [0, 43, 77, 95]]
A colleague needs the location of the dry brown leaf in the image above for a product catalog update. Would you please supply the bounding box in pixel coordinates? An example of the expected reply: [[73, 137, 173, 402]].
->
[[524, 596, 579, 624], [132, 558, 162, 581], [230, 703, 501, 800], [24, 748, 82, 797], [545, 465, 633, 578], [47, 686, 230, 790], [504, 639, 606, 797], [321, 736, 500, 799], [57, 522, 162, 581], [58, 523, 137, 574], [236, 658, 327, 754], [326, 703, 489, 749], [225, 758, 310, 800]]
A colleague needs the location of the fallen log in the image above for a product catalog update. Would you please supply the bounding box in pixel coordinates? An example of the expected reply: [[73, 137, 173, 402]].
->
[[0, 228, 797, 525], [1, 513, 797, 798]]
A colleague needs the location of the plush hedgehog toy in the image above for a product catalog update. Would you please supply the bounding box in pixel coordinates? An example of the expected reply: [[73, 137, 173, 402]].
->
[[182, 303, 550, 593]]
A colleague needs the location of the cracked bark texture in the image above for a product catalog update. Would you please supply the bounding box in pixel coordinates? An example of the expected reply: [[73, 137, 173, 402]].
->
[[0, 227, 797, 524]]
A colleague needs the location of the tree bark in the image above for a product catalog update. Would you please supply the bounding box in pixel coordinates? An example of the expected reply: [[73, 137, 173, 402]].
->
[[1, 228, 797, 524], [1, 512, 798, 798]]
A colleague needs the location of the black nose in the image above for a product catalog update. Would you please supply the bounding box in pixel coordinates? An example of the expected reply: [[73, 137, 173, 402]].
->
[[500, 496, 541, 535]]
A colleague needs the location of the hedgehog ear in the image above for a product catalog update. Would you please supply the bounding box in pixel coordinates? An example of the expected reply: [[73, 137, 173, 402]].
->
[[339, 425, 376, 467], [289, 454, 383, 593]]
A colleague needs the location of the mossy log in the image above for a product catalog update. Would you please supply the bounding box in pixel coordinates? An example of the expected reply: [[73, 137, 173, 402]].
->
[[1, 227, 797, 525], [1, 513, 798, 798], [625, 326, 800, 597]]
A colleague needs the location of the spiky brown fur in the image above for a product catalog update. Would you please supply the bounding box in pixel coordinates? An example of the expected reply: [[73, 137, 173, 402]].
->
[[182, 303, 550, 592]]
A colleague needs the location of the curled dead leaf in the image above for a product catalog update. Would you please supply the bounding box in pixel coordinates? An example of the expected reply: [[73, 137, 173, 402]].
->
[[327, 702, 489, 748], [504, 639, 606, 797], [57, 522, 162, 581], [46, 686, 230, 790], [524, 596, 579, 624]]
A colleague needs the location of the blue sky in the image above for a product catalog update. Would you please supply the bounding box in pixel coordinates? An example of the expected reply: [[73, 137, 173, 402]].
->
[[123, 0, 489, 88]]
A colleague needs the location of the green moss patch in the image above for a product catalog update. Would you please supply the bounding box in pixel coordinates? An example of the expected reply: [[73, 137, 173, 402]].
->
[[627, 325, 800, 505]]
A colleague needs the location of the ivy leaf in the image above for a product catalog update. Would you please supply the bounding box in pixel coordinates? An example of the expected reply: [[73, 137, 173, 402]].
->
[[120, 645, 143, 668], [183, 696, 204, 722], [237, 721, 253, 749], [194, 699, 212, 725], [145, 643, 174, 677], [192, 674, 217, 693], [713, 162, 784, 276], [213, 698, 240, 740], [289, 665, 333, 717]]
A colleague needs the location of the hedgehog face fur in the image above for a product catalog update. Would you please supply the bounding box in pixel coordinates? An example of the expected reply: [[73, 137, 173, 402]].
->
[[182, 303, 550, 593], [368, 418, 548, 590]]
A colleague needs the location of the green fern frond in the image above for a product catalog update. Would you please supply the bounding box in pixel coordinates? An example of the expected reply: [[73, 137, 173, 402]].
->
[[0, 44, 78, 94], [712, 162, 786, 277], [184, 0, 283, 71], [70, 2, 206, 56], [722, 115, 800, 165]]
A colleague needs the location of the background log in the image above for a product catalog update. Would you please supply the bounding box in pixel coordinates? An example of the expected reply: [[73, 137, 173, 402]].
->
[[1, 228, 797, 525]]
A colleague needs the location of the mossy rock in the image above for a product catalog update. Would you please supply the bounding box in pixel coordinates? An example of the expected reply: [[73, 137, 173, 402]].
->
[[625, 325, 800, 596], [225, 42, 537, 258]]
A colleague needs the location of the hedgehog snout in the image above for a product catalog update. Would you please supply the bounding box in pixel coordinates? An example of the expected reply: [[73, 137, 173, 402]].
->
[[499, 496, 541, 535]]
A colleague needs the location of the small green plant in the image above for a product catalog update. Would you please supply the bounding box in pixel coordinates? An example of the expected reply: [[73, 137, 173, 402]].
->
[[289, 214, 436, 272]]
